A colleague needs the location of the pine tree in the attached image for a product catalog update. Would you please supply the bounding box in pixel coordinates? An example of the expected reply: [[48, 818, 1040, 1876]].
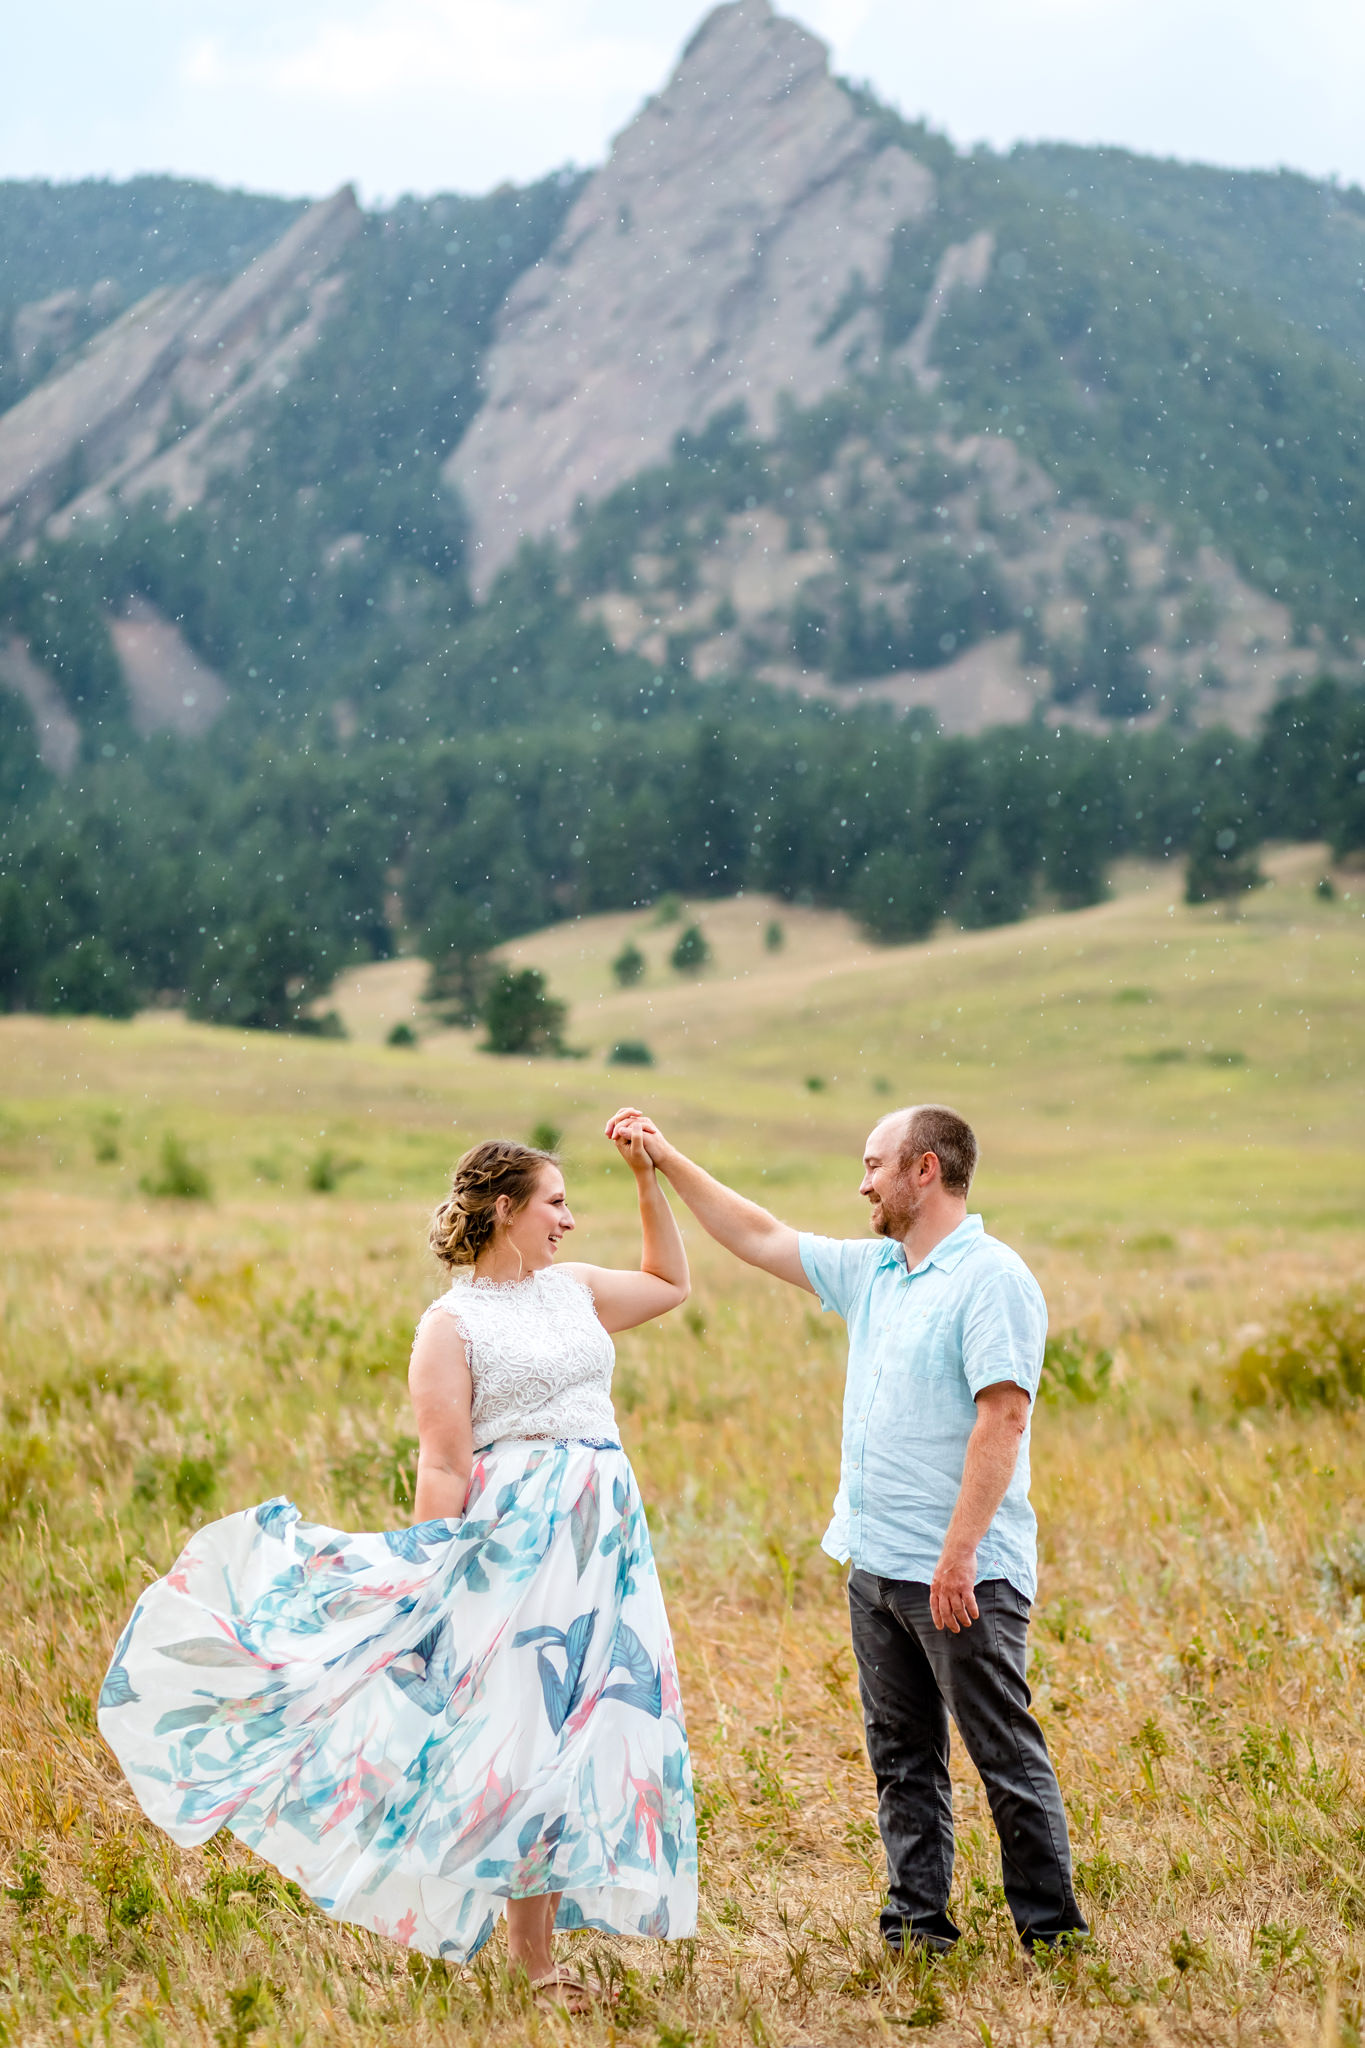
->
[[481, 969, 567, 1056]]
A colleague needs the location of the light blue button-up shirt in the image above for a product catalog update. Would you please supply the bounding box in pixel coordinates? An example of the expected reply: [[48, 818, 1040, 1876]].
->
[[800, 1214, 1047, 1601]]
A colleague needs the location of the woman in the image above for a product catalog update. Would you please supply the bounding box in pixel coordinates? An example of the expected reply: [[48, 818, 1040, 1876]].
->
[[98, 1127, 697, 2012]]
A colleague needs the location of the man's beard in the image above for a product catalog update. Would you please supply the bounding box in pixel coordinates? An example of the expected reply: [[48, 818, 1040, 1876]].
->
[[871, 1177, 925, 1239]]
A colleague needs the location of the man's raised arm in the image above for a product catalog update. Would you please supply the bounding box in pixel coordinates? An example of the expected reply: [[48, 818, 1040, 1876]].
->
[[604, 1109, 813, 1293]]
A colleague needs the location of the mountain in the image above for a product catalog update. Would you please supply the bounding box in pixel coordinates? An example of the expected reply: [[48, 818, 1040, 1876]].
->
[[0, 177, 304, 408], [0, 189, 362, 551], [1, 0, 1363, 761], [0, 0, 1363, 1031], [448, 0, 936, 595]]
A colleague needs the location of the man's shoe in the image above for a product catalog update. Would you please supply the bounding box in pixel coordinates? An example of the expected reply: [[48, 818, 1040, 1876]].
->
[[886, 1931, 955, 1958]]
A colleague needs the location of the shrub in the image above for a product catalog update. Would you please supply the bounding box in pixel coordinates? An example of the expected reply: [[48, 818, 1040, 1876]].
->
[[764, 919, 785, 952], [386, 1021, 418, 1047], [305, 1147, 361, 1193], [1226, 1292, 1365, 1410], [296, 1009, 347, 1039], [650, 893, 683, 926], [88, 1837, 160, 1932], [670, 923, 710, 974], [1040, 1331, 1113, 1403], [91, 1111, 121, 1162], [133, 1447, 222, 1518], [612, 941, 646, 987], [608, 1040, 654, 1067], [481, 968, 568, 1055], [140, 1133, 211, 1200], [529, 1120, 562, 1151]]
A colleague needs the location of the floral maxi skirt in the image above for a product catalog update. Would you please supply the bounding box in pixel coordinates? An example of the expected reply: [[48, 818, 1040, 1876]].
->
[[97, 1439, 698, 1960]]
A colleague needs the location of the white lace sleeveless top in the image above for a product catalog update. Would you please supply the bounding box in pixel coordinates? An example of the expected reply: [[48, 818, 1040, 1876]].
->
[[416, 1267, 618, 1446]]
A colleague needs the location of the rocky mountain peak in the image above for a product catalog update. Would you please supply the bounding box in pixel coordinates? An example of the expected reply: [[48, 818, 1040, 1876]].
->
[[447, 0, 934, 597], [0, 187, 361, 550]]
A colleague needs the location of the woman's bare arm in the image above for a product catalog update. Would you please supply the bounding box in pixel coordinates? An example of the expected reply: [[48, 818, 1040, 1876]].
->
[[559, 1123, 690, 1333], [604, 1107, 812, 1292], [408, 1312, 475, 1521]]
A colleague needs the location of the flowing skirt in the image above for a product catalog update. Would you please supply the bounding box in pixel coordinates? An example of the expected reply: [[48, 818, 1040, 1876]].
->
[[98, 1439, 697, 1961]]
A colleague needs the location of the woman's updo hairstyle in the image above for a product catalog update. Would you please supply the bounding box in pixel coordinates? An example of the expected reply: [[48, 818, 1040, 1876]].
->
[[429, 1139, 557, 1270]]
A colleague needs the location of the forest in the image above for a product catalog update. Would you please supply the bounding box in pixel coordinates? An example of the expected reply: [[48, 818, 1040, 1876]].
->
[[1, 648, 1361, 1029]]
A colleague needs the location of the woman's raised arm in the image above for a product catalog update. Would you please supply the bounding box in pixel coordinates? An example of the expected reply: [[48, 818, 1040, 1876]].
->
[[559, 1123, 690, 1333]]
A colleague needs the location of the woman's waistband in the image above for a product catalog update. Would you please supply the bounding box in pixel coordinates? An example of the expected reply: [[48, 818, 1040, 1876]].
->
[[474, 1435, 621, 1454]]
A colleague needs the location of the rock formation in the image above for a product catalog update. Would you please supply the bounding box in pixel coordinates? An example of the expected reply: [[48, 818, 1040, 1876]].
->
[[446, 0, 935, 598], [0, 189, 361, 548]]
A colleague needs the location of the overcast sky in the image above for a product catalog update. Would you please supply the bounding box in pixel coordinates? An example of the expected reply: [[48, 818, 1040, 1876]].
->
[[5, 0, 1363, 204]]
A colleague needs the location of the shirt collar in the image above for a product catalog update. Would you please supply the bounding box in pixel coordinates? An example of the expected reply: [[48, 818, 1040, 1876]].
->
[[879, 1213, 984, 1278]]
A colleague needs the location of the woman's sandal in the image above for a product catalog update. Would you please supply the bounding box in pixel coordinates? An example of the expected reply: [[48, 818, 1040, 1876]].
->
[[530, 1969, 594, 2016]]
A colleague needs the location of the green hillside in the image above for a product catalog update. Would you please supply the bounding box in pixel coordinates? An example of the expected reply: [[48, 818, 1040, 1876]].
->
[[1014, 143, 1365, 368]]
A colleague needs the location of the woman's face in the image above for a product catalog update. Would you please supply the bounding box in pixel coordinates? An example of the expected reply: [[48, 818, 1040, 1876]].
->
[[500, 1165, 575, 1270]]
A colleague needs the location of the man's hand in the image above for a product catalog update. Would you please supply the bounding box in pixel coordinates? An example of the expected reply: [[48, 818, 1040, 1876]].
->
[[606, 1107, 666, 1166], [610, 1117, 656, 1177], [603, 1109, 813, 1291], [930, 1546, 980, 1633], [929, 1381, 1030, 1632]]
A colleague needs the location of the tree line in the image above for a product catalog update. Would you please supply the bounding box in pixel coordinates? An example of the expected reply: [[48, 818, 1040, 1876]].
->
[[0, 677, 1360, 1028]]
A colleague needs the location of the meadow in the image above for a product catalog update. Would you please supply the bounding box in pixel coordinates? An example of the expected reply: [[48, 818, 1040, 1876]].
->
[[0, 846, 1362, 2048]]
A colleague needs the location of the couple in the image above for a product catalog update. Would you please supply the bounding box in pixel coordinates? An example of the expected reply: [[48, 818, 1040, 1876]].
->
[[99, 1101, 1085, 2013]]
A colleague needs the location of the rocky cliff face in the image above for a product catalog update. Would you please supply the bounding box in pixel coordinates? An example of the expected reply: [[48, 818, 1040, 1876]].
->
[[447, 0, 935, 598], [0, 189, 360, 549]]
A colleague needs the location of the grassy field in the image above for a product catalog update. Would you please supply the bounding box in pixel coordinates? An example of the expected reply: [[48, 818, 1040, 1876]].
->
[[1, 845, 1363, 2047]]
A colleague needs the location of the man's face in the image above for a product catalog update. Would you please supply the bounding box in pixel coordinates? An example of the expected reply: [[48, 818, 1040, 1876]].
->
[[858, 1116, 924, 1239]]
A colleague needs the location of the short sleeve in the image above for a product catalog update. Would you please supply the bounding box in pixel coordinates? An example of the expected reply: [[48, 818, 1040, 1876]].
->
[[412, 1296, 470, 1355], [798, 1234, 880, 1321], [961, 1261, 1046, 1400]]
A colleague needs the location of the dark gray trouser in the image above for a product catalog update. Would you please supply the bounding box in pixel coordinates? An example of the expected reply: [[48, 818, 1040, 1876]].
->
[[847, 1569, 1087, 1950]]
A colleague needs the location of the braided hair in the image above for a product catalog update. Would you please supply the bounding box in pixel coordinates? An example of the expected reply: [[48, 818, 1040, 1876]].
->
[[428, 1139, 558, 1269]]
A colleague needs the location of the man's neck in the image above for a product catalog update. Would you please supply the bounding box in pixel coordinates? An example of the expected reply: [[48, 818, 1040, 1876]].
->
[[899, 1198, 969, 1271]]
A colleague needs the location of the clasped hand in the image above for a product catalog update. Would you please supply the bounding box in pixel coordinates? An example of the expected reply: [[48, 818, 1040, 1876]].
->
[[606, 1106, 665, 1171]]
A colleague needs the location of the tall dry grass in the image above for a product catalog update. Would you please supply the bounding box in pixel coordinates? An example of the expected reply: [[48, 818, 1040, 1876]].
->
[[1, 1192, 1363, 2048]]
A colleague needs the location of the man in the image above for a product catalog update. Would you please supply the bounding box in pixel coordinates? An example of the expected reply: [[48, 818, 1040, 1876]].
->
[[605, 1101, 1087, 1958]]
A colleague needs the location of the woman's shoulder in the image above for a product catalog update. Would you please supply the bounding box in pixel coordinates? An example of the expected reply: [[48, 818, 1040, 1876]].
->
[[540, 1262, 601, 1308], [415, 1281, 474, 1332]]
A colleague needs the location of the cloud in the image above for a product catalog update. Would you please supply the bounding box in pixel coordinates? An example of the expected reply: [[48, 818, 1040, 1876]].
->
[[182, 0, 666, 110]]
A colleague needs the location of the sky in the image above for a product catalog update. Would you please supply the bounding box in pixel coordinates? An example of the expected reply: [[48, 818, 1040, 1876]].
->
[[4, 0, 1364, 204]]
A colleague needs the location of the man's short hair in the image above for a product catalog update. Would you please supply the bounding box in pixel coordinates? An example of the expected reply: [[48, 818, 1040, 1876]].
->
[[897, 1104, 978, 1195]]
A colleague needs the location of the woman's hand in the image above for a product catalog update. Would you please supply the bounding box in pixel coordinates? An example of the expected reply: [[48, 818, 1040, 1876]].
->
[[606, 1106, 667, 1168], [555, 1115, 691, 1333], [611, 1116, 656, 1177]]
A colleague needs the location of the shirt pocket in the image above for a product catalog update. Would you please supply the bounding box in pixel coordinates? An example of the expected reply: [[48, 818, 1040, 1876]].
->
[[888, 1296, 957, 1381]]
